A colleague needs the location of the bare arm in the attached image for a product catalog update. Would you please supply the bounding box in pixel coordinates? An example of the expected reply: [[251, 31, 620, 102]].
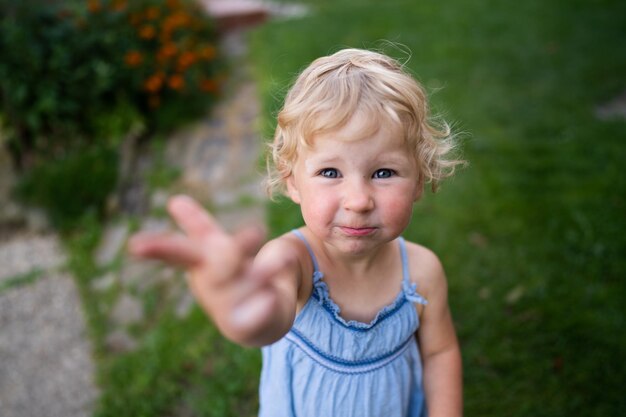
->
[[417, 251, 463, 416], [128, 195, 301, 347]]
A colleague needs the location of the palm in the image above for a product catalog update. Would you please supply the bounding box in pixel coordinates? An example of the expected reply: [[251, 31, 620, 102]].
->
[[128, 195, 270, 337]]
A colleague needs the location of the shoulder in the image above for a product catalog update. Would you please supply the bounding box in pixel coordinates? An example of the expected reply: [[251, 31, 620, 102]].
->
[[257, 229, 315, 301], [258, 230, 313, 273], [266, 228, 313, 257], [402, 240, 445, 279], [402, 239, 447, 298]]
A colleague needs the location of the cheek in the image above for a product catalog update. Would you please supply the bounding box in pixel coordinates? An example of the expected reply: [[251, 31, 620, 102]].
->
[[299, 192, 336, 225], [382, 194, 415, 226]]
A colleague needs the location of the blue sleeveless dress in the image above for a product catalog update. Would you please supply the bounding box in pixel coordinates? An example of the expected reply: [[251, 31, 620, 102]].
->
[[258, 230, 429, 417]]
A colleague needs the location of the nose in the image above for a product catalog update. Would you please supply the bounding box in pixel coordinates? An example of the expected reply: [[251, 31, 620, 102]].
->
[[342, 178, 374, 212]]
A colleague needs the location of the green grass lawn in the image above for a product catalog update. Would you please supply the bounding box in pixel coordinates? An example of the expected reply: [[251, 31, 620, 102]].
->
[[250, 0, 626, 415]]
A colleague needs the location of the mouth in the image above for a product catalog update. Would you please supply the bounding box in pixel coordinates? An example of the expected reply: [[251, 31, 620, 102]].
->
[[338, 226, 377, 237]]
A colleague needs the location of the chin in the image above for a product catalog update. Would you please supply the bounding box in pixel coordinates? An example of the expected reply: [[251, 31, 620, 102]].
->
[[332, 235, 392, 255]]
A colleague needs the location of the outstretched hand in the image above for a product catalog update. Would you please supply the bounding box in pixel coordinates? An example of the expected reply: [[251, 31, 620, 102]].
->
[[128, 195, 281, 344]]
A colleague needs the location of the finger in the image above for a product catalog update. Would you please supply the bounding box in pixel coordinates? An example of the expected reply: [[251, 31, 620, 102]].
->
[[233, 224, 267, 257], [167, 195, 223, 240], [128, 232, 203, 268]]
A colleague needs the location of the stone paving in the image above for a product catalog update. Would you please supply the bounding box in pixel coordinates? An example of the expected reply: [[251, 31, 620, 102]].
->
[[0, 234, 98, 417], [164, 75, 267, 230], [0, 233, 66, 284], [0, 270, 98, 417]]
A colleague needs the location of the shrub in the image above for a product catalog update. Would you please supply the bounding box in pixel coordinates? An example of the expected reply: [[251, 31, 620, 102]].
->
[[1, 0, 223, 228], [15, 145, 119, 230], [86, 0, 225, 131], [0, 0, 223, 166]]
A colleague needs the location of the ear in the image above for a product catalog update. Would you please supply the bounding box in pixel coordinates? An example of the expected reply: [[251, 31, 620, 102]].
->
[[286, 174, 302, 205]]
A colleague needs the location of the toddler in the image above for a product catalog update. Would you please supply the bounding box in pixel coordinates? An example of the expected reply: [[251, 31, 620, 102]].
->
[[130, 48, 464, 417]]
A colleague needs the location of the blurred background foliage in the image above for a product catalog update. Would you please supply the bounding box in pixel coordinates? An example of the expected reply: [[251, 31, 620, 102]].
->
[[0, 0, 223, 228]]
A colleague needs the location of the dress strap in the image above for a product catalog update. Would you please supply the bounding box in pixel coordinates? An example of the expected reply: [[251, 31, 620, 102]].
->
[[292, 229, 321, 274], [398, 237, 428, 306], [398, 237, 411, 285]]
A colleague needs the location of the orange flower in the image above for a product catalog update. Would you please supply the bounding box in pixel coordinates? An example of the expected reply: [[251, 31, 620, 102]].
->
[[199, 45, 217, 61], [179, 12, 193, 27], [176, 51, 197, 71], [144, 73, 165, 93], [124, 50, 143, 67], [157, 43, 178, 62], [168, 74, 185, 91], [166, 0, 181, 9], [111, 0, 127, 12], [87, 0, 101, 13], [145, 6, 160, 20], [163, 11, 191, 32], [139, 25, 156, 40], [200, 78, 218, 93]]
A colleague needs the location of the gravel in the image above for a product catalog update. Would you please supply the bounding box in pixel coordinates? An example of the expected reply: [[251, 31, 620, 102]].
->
[[0, 272, 98, 417]]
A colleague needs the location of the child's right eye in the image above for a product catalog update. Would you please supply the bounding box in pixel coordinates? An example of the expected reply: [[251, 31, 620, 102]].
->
[[319, 168, 339, 178]]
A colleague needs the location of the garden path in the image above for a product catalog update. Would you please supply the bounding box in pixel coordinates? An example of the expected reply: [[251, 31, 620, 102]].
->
[[0, 29, 267, 417], [0, 233, 98, 417]]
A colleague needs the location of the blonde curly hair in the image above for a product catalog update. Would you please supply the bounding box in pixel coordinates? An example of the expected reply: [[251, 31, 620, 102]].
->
[[266, 48, 464, 198]]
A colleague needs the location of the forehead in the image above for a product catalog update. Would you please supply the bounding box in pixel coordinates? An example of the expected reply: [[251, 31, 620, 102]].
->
[[304, 109, 405, 147], [302, 113, 411, 161]]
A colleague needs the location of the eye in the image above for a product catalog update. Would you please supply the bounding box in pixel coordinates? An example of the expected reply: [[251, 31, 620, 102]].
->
[[373, 168, 395, 179], [319, 168, 340, 178]]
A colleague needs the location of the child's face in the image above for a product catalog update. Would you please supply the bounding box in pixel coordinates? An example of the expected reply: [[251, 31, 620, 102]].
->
[[286, 113, 422, 255]]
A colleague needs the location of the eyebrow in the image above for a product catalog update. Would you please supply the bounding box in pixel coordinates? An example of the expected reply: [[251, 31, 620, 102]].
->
[[303, 156, 341, 173], [304, 153, 411, 170], [370, 152, 414, 167], [306, 155, 342, 164]]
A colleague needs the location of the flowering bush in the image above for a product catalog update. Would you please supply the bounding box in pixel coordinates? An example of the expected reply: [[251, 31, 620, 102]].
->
[[0, 0, 222, 167], [1, 0, 222, 227], [92, 0, 224, 128]]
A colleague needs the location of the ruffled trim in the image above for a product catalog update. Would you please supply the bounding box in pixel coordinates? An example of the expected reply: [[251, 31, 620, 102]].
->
[[297, 231, 427, 331], [285, 328, 416, 373], [313, 270, 324, 284], [312, 271, 328, 300], [311, 275, 425, 331]]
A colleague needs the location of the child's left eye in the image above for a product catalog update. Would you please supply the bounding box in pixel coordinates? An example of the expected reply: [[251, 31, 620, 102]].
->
[[319, 168, 339, 178], [373, 169, 395, 179]]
